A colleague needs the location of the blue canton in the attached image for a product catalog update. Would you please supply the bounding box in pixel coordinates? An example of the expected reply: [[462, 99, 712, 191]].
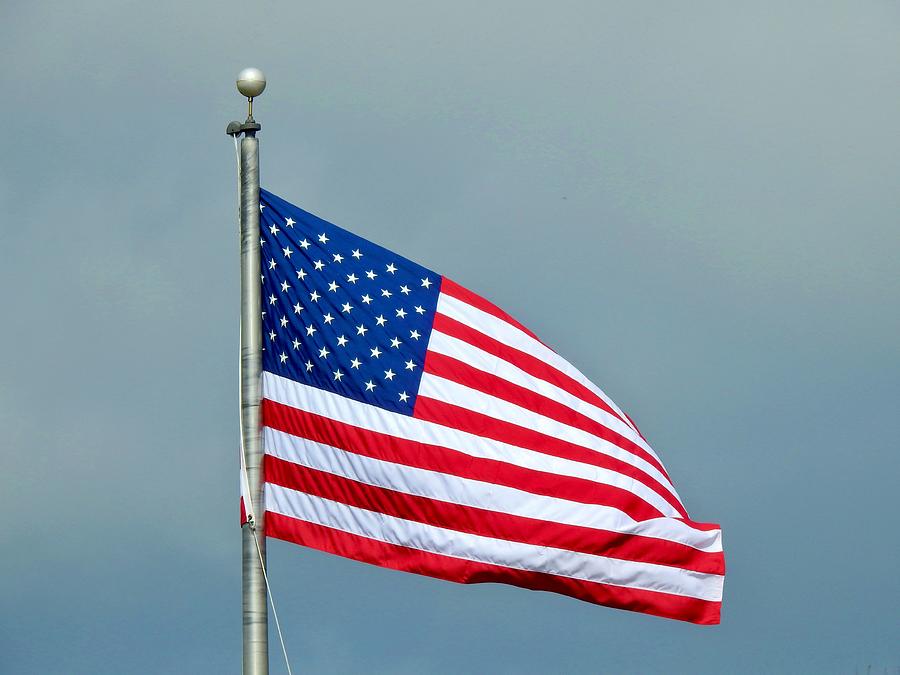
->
[[259, 188, 441, 415]]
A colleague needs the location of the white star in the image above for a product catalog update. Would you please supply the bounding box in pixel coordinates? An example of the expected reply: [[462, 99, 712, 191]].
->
[[318, 346, 330, 359], [333, 369, 344, 382], [296, 269, 307, 281], [384, 369, 395, 381], [336, 335, 349, 347], [341, 302, 353, 314], [421, 277, 432, 289], [365, 380, 376, 391], [305, 360, 314, 372], [314, 260, 325, 271], [299, 239, 311, 250], [323, 313, 335, 325], [269, 223, 280, 235], [351, 249, 363, 259], [409, 329, 421, 340], [346, 273, 358, 284], [370, 346, 382, 358], [399, 391, 409, 402], [361, 294, 373, 305], [395, 308, 407, 319], [386, 263, 397, 274], [280, 280, 290, 292], [280, 315, 288, 328], [328, 281, 339, 292], [285, 217, 295, 228], [332, 253, 344, 263], [306, 325, 317, 337], [400, 285, 411, 295], [268, 259, 277, 270], [282, 246, 293, 258], [381, 289, 392, 298], [318, 232, 329, 244], [390, 337, 401, 349], [279, 352, 288, 364], [414, 305, 426, 315], [268, 294, 277, 305], [375, 314, 387, 327], [365, 270, 378, 280], [268, 330, 277, 341], [260, 204, 265, 212], [292, 337, 301, 350], [309, 290, 321, 302], [293, 302, 303, 314], [260, 238, 265, 247], [350, 357, 362, 369], [356, 324, 368, 336], [405, 359, 417, 371]]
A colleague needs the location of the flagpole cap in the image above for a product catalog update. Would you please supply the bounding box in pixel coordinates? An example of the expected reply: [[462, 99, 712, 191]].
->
[[236, 68, 266, 98]]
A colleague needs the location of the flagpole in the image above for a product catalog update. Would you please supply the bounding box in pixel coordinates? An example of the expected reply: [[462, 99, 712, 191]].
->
[[230, 68, 268, 675]]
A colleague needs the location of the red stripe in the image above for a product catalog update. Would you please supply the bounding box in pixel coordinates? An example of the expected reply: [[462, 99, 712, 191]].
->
[[265, 455, 725, 575], [622, 410, 647, 442], [262, 398, 663, 522], [433, 313, 638, 435], [413, 394, 687, 519], [266, 512, 721, 625], [425, 350, 673, 486], [440, 277, 542, 342]]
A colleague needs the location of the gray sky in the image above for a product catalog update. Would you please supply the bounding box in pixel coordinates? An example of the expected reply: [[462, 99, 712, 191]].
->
[[2, 1, 898, 672]]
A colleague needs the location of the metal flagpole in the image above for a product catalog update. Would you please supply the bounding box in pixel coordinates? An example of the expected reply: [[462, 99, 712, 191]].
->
[[229, 68, 268, 675]]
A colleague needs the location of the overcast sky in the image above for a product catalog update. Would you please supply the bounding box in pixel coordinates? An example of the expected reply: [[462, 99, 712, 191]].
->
[[1, 1, 898, 673]]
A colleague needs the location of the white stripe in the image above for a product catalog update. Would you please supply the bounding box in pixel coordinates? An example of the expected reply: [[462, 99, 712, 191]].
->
[[263, 426, 723, 553], [263, 372, 679, 521], [266, 482, 724, 602], [428, 329, 664, 466], [437, 293, 636, 433], [419, 372, 682, 515]]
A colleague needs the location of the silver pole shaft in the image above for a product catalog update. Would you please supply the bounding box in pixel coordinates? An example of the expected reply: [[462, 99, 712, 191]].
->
[[240, 131, 268, 675]]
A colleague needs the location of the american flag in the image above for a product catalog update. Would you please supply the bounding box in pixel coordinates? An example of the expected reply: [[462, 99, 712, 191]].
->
[[254, 188, 724, 624]]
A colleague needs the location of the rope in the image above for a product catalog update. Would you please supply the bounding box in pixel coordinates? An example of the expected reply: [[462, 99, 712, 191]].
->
[[233, 131, 294, 675]]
